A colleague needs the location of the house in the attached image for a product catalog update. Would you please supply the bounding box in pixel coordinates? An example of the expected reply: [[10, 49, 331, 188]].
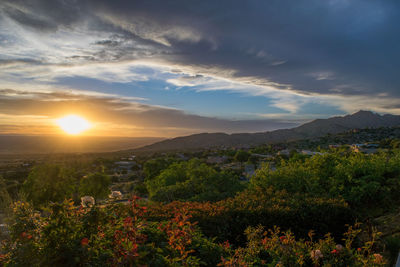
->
[[206, 156, 228, 164], [301, 150, 325, 156], [114, 161, 136, 173], [221, 162, 242, 171], [127, 155, 136, 161], [351, 144, 364, 152], [177, 153, 189, 161], [251, 153, 273, 159], [351, 143, 380, 154], [109, 191, 123, 200], [277, 149, 291, 156]]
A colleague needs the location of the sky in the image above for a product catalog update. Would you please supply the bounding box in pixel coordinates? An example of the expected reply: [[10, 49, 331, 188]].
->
[[0, 0, 399, 137]]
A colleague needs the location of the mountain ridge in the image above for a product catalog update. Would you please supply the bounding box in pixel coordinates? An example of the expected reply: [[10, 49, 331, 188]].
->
[[134, 111, 400, 152]]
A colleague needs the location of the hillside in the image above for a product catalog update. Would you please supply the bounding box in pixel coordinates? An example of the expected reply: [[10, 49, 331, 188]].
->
[[0, 135, 164, 154], [135, 111, 400, 152]]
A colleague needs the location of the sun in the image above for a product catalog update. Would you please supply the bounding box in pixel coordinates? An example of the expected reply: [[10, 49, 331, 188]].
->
[[56, 115, 92, 135]]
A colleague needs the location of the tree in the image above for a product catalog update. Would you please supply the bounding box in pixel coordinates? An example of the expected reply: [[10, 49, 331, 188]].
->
[[143, 158, 174, 180], [79, 172, 111, 200], [234, 150, 250, 163], [147, 159, 244, 202], [0, 176, 11, 213], [247, 155, 258, 165], [23, 164, 77, 207]]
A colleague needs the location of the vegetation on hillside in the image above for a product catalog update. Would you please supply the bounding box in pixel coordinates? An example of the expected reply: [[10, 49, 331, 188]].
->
[[1, 144, 400, 266]]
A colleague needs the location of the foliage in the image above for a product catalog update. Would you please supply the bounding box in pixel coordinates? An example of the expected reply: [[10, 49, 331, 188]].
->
[[233, 150, 250, 163], [3, 136, 400, 266], [133, 181, 149, 197], [22, 164, 77, 207], [147, 187, 355, 245], [79, 172, 111, 200], [383, 235, 400, 266], [143, 157, 175, 180], [0, 198, 223, 267], [0, 199, 386, 267], [146, 159, 244, 202], [0, 177, 11, 213], [219, 223, 386, 267], [251, 151, 400, 212]]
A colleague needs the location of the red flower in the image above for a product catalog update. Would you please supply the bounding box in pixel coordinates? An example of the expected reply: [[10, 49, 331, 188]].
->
[[279, 236, 286, 241], [262, 237, 268, 245], [81, 237, 89, 246], [223, 240, 230, 249], [373, 253, 383, 264], [331, 249, 338, 254], [357, 248, 362, 252]]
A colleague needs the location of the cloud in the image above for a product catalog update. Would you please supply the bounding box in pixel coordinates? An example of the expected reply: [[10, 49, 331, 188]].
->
[[1, 0, 400, 136], [0, 89, 298, 136], [0, 0, 397, 96]]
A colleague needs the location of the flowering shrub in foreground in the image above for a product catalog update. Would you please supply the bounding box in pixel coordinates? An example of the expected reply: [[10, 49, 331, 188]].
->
[[219, 224, 386, 267], [0, 198, 386, 266], [0, 198, 223, 266]]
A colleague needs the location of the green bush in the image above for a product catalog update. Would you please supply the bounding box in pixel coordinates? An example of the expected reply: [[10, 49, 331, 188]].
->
[[146, 159, 244, 202], [251, 151, 400, 212], [22, 164, 77, 207], [384, 235, 400, 266], [79, 172, 111, 200]]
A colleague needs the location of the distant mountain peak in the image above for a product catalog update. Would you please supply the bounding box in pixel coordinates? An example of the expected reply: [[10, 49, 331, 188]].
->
[[135, 111, 400, 152], [351, 110, 376, 116]]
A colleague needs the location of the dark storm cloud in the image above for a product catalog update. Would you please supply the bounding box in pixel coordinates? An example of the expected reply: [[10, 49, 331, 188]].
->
[[1, 0, 400, 98], [1, 0, 85, 32]]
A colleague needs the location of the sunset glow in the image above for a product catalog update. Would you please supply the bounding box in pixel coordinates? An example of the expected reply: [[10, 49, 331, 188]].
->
[[56, 115, 92, 135]]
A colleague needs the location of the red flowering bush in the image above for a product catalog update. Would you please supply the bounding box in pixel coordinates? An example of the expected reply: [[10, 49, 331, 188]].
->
[[0, 198, 387, 266], [219, 223, 386, 266], [0, 198, 222, 266]]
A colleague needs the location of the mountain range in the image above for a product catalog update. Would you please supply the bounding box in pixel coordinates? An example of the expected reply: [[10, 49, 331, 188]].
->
[[134, 111, 400, 152]]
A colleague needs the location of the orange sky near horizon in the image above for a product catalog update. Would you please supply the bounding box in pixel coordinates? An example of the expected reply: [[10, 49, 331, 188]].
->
[[0, 113, 198, 138]]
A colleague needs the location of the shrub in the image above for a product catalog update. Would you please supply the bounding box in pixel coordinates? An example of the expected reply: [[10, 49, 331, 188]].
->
[[219, 223, 386, 267], [147, 187, 355, 245], [0, 200, 385, 267], [79, 172, 111, 200], [22, 164, 77, 207], [251, 151, 400, 212], [146, 159, 243, 202], [0, 198, 222, 266]]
